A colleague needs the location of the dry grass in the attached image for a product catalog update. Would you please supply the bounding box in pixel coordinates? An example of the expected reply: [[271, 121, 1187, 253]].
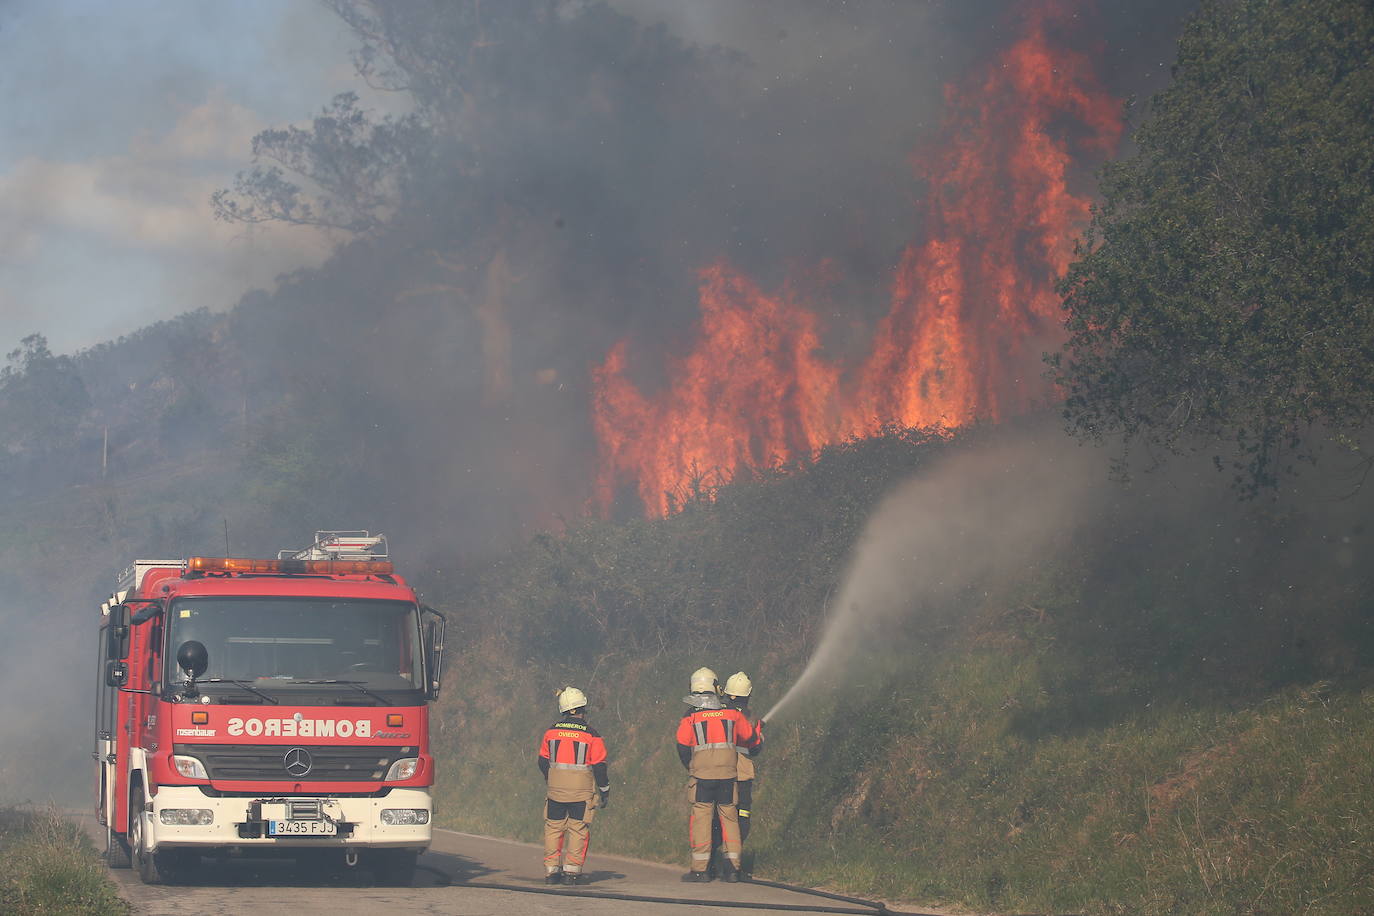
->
[[0, 806, 128, 915]]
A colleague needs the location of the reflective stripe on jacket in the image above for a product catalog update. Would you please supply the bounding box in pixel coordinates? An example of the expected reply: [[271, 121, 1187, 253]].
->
[[675, 707, 757, 780], [539, 718, 608, 802]]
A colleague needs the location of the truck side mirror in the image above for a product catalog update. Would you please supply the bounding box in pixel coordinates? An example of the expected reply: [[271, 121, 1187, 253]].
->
[[421, 606, 446, 700], [106, 604, 131, 661], [105, 660, 128, 688]]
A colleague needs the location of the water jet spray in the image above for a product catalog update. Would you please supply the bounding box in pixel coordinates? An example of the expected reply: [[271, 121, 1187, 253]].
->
[[761, 430, 1103, 724]]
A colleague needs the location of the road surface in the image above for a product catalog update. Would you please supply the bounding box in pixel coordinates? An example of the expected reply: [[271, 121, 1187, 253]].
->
[[87, 821, 955, 916]]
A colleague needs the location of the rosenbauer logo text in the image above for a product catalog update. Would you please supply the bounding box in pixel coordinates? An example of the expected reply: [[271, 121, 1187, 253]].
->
[[175, 727, 216, 737], [226, 717, 373, 738]]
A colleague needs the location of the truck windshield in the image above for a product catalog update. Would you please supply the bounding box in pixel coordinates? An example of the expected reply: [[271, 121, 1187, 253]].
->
[[164, 598, 423, 693]]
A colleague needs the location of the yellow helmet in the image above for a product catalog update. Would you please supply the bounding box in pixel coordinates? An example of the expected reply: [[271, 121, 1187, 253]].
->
[[689, 667, 719, 693], [557, 686, 588, 713], [724, 671, 753, 698]]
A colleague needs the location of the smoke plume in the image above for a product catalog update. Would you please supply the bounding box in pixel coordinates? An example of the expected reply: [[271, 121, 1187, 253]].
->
[[0, 0, 1202, 801]]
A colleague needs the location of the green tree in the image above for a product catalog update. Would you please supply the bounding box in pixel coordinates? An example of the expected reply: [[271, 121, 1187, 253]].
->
[[0, 334, 91, 454], [1051, 0, 1374, 493], [210, 91, 424, 234]]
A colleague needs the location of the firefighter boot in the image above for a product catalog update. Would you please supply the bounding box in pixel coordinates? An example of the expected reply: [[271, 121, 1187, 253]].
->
[[545, 870, 563, 885], [721, 857, 739, 883]]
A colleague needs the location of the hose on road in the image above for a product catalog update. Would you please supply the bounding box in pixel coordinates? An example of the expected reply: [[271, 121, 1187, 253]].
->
[[418, 863, 945, 914]]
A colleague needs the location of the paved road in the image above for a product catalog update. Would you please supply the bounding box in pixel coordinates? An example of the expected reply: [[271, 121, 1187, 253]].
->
[[88, 821, 951, 916]]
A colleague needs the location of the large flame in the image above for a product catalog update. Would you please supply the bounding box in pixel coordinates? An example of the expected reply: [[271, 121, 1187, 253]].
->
[[594, 4, 1122, 517]]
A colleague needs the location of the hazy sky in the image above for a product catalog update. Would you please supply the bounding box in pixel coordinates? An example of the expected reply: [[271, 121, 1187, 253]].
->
[[0, 0, 379, 355]]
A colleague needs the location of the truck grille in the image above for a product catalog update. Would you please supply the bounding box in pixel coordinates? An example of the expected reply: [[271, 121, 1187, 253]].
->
[[174, 744, 413, 782]]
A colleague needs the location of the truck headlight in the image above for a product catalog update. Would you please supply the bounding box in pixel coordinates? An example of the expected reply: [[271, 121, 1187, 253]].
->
[[159, 808, 214, 825], [380, 808, 429, 826], [172, 755, 208, 779], [384, 757, 420, 781]]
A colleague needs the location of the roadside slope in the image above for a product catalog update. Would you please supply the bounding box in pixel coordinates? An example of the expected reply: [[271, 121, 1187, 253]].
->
[[425, 423, 1374, 915]]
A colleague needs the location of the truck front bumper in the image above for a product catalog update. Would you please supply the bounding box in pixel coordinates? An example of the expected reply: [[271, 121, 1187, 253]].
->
[[147, 785, 432, 851]]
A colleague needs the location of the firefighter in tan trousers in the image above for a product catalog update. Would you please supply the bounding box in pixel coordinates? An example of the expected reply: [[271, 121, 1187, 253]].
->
[[538, 686, 610, 885], [724, 672, 762, 873], [676, 667, 761, 882]]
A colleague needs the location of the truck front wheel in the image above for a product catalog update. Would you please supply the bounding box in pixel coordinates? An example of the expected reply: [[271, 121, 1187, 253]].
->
[[129, 787, 193, 885]]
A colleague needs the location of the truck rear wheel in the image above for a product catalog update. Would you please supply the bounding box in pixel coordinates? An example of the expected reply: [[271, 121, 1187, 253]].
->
[[105, 824, 131, 869]]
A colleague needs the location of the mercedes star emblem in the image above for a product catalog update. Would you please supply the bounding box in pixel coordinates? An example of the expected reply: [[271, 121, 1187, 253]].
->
[[283, 747, 312, 777]]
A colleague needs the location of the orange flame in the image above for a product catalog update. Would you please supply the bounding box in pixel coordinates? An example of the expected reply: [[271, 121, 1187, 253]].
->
[[594, 4, 1122, 517]]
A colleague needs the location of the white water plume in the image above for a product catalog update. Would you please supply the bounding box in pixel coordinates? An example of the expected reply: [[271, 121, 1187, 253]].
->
[[764, 426, 1108, 722]]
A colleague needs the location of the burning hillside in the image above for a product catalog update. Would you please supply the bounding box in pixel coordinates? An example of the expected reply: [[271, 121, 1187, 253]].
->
[[592, 4, 1122, 517]]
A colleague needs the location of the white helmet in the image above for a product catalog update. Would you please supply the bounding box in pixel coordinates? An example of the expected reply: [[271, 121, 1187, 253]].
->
[[689, 667, 719, 694], [724, 671, 753, 698], [557, 686, 588, 713]]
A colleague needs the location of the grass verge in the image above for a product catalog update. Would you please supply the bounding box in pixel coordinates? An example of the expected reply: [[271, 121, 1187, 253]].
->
[[431, 640, 1374, 915], [0, 807, 129, 916]]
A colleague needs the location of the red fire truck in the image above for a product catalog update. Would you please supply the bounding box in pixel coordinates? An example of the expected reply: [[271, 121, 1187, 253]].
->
[[93, 531, 445, 885]]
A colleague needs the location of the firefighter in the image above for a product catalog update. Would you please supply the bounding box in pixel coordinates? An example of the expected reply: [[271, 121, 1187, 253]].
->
[[709, 671, 763, 878], [538, 686, 610, 885], [676, 667, 760, 882], [724, 672, 762, 846]]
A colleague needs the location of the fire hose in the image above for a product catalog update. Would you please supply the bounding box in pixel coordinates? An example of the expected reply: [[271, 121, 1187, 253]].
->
[[417, 863, 1070, 916]]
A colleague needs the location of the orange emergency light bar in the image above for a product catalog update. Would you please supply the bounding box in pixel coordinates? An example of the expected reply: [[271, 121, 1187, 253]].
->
[[185, 557, 394, 576]]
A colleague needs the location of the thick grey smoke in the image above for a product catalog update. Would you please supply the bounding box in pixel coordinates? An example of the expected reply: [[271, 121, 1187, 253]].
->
[[0, 0, 1203, 801], [2, 1, 1202, 547], [766, 425, 1108, 721], [0, 589, 99, 804]]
